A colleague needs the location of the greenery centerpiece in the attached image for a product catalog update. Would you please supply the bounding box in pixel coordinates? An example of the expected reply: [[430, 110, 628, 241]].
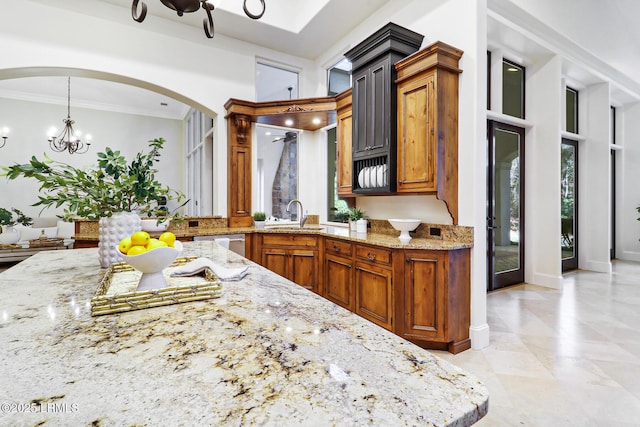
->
[[0, 207, 33, 245], [0, 207, 33, 229], [1, 137, 187, 266], [1, 138, 185, 222]]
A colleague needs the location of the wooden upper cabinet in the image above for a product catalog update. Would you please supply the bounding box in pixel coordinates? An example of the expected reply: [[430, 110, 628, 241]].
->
[[397, 73, 436, 192], [395, 41, 463, 224], [336, 89, 353, 196]]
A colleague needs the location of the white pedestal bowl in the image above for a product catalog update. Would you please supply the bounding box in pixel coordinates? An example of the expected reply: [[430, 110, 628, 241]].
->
[[388, 219, 421, 244], [121, 241, 183, 291]]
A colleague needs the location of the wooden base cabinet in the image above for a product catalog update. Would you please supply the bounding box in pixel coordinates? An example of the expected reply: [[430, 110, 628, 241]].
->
[[395, 248, 471, 354], [354, 244, 394, 331], [257, 234, 321, 294]]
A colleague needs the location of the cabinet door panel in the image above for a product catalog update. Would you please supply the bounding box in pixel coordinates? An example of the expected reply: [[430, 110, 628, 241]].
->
[[262, 249, 288, 279], [355, 262, 393, 330], [290, 249, 318, 292], [397, 74, 436, 192], [353, 71, 369, 155], [325, 254, 353, 310], [337, 107, 353, 195], [404, 254, 445, 339], [370, 58, 390, 152]]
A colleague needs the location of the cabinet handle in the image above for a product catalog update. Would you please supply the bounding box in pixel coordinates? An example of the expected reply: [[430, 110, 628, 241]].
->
[[366, 253, 376, 261], [333, 245, 341, 253], [406, 257, 412, 263]]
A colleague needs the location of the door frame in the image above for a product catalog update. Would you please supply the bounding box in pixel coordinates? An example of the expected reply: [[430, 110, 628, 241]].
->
[[487, 121, 526, 291], [561, 138, 579, 271]]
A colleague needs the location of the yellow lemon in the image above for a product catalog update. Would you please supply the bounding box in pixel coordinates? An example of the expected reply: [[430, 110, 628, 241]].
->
[[118, 237, 132, 254], [126, 245, 147, 256], [131, 230, 150, 247], [146, 238, 168, 251], [158, 232, 176, 247]]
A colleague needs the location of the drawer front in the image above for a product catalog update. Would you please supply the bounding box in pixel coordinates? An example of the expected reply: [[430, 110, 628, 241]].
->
[[355, 244, 392, 265], [262, 234, 318, 248], [325, 238, 353, 257]]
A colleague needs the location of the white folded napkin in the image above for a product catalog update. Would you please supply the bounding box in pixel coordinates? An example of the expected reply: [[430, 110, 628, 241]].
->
[[171, 257, 249, 281]]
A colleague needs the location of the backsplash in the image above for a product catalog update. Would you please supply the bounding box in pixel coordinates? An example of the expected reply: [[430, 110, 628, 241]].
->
[[368, 219, 473, 244]]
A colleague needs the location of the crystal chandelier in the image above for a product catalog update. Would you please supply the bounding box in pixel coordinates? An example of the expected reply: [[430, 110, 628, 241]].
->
[[48, 77, 91, 155], [131, 0, 266, 39]]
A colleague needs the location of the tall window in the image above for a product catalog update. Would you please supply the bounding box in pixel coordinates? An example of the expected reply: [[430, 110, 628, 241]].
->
[[502, 59, 525, 119], [185, 109, 213, 216], [256, 62, 299, 101], [566, 87, 578, 133], [327, 59, 352, 222]]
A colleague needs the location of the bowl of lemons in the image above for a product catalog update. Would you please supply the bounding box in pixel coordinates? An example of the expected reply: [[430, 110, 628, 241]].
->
[[118, 230, 182, 291]]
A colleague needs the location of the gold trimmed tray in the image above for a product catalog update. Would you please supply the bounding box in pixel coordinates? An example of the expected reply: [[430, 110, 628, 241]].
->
[[91, 256, 222, 316]]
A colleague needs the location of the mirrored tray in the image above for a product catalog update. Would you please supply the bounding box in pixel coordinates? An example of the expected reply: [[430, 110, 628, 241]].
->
[[91, 256, 222, 316]]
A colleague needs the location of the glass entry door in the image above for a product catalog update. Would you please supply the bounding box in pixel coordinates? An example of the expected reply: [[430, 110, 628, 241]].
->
[[561, 139, 578, 271], [487, 122, 525, 290]]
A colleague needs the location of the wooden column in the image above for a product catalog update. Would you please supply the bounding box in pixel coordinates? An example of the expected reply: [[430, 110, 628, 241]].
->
[[226, 112, 253, 227]]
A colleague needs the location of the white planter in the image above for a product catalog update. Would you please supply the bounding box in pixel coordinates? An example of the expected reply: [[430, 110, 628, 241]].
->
[[356, 218, 368, 233], [140, 218, 170, 232], [254, 220, 265, 229], [0, 226, 20, 245], [349, 220, 357, 231], [97, 212, 141, 268]]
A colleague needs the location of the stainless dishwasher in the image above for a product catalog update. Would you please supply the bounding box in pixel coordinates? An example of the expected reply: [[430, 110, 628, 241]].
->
[[193, 234, 245, 257]]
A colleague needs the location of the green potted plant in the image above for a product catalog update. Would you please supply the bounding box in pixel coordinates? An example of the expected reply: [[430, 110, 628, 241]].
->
[[253, 212, 267, 229], [0, 207, 33, 245], [348, 207, 364, 231], [1, 138, 187, 266]]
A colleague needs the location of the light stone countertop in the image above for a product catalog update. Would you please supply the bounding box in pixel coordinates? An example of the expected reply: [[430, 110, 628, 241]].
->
[[75, 225, 473, 251], [0, 241, 487, 426]]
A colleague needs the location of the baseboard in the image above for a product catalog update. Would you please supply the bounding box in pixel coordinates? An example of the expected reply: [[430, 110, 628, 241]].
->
[[469, 323, 490, 350], [531, 272, 563, 289], [583, 260, 612, 273], [619, 251, 640, 262]]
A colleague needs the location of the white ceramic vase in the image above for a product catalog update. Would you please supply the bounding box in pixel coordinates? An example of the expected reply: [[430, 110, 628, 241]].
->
[[98, 212, 141, 268], [0, 226, 20, 245], [356, 218, 368, 233]]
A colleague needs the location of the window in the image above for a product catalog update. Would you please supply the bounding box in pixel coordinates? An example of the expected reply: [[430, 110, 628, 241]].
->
[[185, 109, 213, 216], [327, 58, 351, 96], [566, 87, 578, 133], [502, 60, 525, 119], [326, 59, 352, 222], [256, 62, 299, 101]]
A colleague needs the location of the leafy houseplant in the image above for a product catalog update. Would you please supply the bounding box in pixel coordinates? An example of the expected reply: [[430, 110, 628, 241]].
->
[[348, 207, 364, 231], [0, 207, 33, 228], [1, 138, 186, 222]]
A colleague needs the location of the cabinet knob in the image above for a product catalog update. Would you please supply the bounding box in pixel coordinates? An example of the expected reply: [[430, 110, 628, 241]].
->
[[406, 257, 413, 263], [333, 245, 341, 253], [366, 253, 376, 261]]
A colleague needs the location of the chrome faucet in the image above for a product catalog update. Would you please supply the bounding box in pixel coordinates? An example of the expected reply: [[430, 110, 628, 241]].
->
[[286, 199, 308, 228]]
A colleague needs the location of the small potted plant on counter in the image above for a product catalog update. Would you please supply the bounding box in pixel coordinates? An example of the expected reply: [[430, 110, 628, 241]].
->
[[253, 212, 266, 229], [348, 207, 364, 232], [0, 207, 33, 245]]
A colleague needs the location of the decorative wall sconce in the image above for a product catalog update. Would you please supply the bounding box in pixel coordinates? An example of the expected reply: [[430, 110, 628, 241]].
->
[[0, 127, 8, 148], [131, 0, 266, 39]]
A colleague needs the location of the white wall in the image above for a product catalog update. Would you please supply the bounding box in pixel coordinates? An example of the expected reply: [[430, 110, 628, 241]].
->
[[580, 83, 612, 273], [0, 97, 182, 219], [1, 0, 317, 218]]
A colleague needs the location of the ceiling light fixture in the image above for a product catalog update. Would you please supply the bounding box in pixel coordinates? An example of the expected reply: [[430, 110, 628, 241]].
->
[[48, 77, 92, 155], [132, 0, 266, 39], [0, 127, 8, 148]]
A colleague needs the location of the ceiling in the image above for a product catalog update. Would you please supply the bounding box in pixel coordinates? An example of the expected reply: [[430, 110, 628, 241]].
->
[[2, 0, 640, 120]]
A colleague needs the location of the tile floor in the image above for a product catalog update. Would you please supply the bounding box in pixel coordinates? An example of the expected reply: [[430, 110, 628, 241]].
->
[[433, 260, 640, 426]]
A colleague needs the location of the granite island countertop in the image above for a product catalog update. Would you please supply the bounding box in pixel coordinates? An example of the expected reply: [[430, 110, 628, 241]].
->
[[0, 241, 487, 426]]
